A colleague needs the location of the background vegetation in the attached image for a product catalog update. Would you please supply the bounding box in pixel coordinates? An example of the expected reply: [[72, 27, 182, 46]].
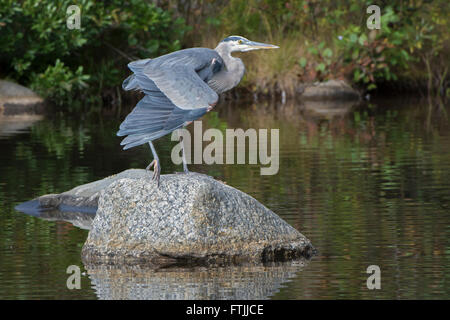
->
[[0, 0, 188, 109], [189, 0, 450, 97], [0, 0, 449, 109]]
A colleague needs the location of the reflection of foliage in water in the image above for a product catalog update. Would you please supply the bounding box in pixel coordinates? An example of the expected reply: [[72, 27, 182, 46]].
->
[[229, 98, 450, 299], [0, 98, 449, 299], [30, 118, 92, 159]]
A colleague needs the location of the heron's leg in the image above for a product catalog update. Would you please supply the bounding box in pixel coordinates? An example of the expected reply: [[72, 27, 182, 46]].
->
[[180, 135, 190, 174], [145, 141, 161, 186]]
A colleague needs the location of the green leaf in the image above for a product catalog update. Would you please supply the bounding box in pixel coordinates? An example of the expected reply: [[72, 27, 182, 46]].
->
[[128, 36, 138, 46], [323, 48, 333, 58], [358, 34, 367, 46], [299, 57, 307, 68], [316, 63, 326, 72], [307, 47, 318, 55]]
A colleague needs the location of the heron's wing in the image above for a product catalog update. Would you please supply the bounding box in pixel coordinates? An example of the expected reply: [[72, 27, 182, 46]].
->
[[143, 64, 218, 110], [117, 93, 207, 150], [123, 48, 224, 98], [122, 58, 160, 93], [118, 48, 222, 149]]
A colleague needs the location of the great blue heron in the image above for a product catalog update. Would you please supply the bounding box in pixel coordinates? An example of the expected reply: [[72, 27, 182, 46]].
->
[[118, 36, 279, 185]]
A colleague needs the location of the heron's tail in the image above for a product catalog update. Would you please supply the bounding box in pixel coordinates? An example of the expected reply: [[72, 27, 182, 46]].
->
[[128, 58, 151, 73], [117, 94, 208, 150], [122, 58, 161, 93], [122, 74, 139, 91]]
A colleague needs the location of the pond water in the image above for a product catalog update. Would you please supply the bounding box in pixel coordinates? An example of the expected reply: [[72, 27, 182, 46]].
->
[[0, 96, 449, 299]]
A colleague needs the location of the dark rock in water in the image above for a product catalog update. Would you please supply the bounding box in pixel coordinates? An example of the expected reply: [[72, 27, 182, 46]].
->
[[84, 259, 309, 300], [15, 169, 147, 221], [302, 100, 357, 119], [0, 114, 43, 137], [299, 80, 360, 101], [82, 172, 315, 265], [0, 80, 45, 116]]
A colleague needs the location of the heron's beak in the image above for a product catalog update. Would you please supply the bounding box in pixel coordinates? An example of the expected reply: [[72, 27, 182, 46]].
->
[[239, 40, 279, 52], [246, 40, 279, 50]]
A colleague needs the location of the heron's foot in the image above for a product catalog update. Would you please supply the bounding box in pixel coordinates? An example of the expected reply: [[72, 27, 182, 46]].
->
[[145, 160, 155, 173], [145, 159, 161, 187], [207, 101, 217, 112]]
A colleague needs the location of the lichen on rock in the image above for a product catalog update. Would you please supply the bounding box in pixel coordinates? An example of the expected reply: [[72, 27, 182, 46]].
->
[[81, 172, 315, 265]]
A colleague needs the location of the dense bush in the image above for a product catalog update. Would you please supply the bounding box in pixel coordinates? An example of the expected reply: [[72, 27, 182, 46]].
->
[[0, 0, 188, 107], [189, 0, 449, 95], [1, 1, 448, 105]]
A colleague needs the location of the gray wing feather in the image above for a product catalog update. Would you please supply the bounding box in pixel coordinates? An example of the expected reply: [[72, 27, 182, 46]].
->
[[122, 48, 223, 97], [142, 48, 223, 110], [144, 65, 218, 110], [118, 48, 223, 149], [117, 94, 207, 150], [122, 59, 160, 93]]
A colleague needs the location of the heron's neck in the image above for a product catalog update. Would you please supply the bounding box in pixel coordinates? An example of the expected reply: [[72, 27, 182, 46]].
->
[[214, 44, 245, 90]]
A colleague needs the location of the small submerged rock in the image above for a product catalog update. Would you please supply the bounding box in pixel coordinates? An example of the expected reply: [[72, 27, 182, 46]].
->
[[0, 80, 44, 116], [82, 172, 315, 265], [302, 99, 357, 118], [15, 169, 148, 217], [299, 79, 360, 100], [0, 80, 45, 137]]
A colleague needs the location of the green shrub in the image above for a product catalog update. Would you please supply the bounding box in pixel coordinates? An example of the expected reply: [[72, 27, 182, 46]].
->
[[202, 0, 449, 93], [0, 0, 188, 107], [29, 59, 89, 109]]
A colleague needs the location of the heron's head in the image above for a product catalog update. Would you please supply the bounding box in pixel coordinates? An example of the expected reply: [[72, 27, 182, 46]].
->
[[219, 36, 279, 53]]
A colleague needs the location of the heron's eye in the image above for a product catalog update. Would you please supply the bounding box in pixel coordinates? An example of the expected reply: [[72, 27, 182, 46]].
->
[[238, 40, 243, 44]]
